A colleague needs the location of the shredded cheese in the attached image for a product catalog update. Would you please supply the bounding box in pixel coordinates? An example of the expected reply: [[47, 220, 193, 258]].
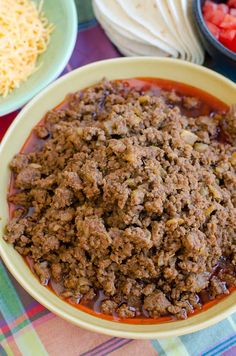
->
[[0, 0, 54, 97]]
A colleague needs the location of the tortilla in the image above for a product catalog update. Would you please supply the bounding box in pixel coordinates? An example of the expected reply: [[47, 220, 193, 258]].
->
[[167, 0, 199, 63], [116, 0, 180, 57], [106, 27, 170, 57], [105, 30, 151, 57], [93, 0, 204, 63], [93, 0, 178, 57], [93, 0, 169, 57], [156, 0, 191, 61], [93, 0, 143, 43], [180, 0, 204, 64]]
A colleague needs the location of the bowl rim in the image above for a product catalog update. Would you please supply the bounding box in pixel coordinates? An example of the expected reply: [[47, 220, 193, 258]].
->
[[1, 57, 236, 339], [0, 0, 78, 116], [193, 0, 236, 60]]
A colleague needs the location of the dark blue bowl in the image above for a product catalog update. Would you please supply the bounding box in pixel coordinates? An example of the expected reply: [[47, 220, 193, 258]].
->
[[193, 0, 236, 80]]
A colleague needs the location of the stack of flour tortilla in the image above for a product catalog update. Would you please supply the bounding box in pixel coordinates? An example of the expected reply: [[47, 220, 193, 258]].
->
[[93, 0, 204, 64]]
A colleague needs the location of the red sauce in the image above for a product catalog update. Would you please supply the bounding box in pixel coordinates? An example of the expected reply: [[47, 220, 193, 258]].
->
[[24, 256, 236, 324], [9, 78, 235, 324], [124, 78, 228, 114]]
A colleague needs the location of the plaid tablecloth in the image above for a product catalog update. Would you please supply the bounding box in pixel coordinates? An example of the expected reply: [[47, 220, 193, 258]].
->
[[1, 2, 236, 355]]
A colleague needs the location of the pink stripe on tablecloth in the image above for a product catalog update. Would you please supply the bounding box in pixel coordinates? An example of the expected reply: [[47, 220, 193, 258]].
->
[[3, 311, 55, 342], [96, 339, 132, 356], [222, 344, 236, 356], [1, 302, 46, 332], [31, 311, 55, 328], [81, 338, 131, 356]]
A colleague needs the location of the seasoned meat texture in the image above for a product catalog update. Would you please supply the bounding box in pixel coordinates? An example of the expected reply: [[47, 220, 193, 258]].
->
[[4, 79, 236, 320]]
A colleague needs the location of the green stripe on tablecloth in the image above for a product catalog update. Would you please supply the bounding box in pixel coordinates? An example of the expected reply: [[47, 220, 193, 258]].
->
[[0, 262, 25, 325], [1, 340, 14, 356], [180, 319, 235, 355], [0, 344, 8, 356], [0, 262, 48, 355], [152, 337, 189, 356], [159, 337, 189, 356], [151, 316, 236, 356]]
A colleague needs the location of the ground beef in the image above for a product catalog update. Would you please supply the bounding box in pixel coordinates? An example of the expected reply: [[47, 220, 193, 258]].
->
[[4, 79, 236, 320], [144, 291, 171, 316]]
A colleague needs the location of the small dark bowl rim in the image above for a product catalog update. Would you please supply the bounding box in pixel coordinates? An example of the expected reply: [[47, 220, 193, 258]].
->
[[193, 0, 236, 61]]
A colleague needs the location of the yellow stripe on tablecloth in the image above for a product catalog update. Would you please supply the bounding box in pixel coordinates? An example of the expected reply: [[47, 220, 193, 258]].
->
[[1, 340, 15, 356], [158, 337, 189, 356], [15, 327, 48, 356]]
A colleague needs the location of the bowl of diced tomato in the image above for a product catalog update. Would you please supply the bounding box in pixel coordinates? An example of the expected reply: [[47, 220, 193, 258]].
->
[[193, 0, 236, 79]]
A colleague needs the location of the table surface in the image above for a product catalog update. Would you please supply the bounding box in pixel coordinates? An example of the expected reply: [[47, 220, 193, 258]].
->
[[1, 3, 236, 356]]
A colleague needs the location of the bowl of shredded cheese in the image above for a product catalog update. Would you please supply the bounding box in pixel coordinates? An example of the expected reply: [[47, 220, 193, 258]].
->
[[0, 0, 77, 116]]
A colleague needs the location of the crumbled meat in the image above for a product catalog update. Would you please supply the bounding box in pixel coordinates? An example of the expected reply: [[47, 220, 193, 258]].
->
[[63, 171, 82, 191], [34, 262, 50, 285], [209, 276, 229, 298], [8, 192, 30, 207], [144, 291, 171, 316], [222, 104, 236, 144], [52, 187, 74, 208], [101, 300, 118, 315], [34, 125, 49, 138], [4, 218, 28, 244], [183, 96, 199, 109], [15, 166, 41, 189], [185, 273, 210, 293], [4, 79, 236, 320], [51, 263, 62, 282], [117, 304, 136, 318], [182, 230, 206, 252], [10, 153, 29, 173]]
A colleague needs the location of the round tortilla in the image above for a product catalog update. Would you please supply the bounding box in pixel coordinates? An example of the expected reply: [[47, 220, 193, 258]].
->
[[93, 0, 178, 57], [167, 0, 197, 62], [156, 0, 191, 61], [93, 0, 204, 64], [106, 27, 170, 57], [93, 1, 170, 57], [180, 0, 204, 64], [93, 0, 143, 43], [116, 0, 180, 57]]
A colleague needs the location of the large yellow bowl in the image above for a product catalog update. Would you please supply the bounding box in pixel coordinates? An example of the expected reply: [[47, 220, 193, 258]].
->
[[0, 57, 236, 339]]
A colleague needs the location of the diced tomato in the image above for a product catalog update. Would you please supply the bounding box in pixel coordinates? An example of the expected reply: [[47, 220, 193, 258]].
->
[[220, 14, 236, 29], [217, 4, 229, 14], [227, 0, 236, 9], [203, 0, 218, 14], [226, 34, 236, 51], [206, 21, 220, 39], [230, 8, 236, 16], [219, 28, 236, 41], [203, 9, 214, 22], [219, 28, 236, 51], [202, 0, 236, 52], [204, 9, 225, 25]]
